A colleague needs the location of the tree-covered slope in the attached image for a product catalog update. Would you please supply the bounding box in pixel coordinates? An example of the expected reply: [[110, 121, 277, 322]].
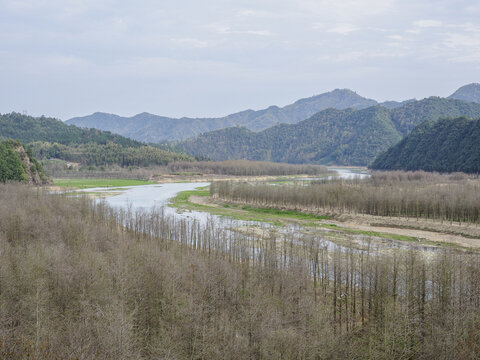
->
[[390, 97, 480, 135], [370, 117, 480, 173], [177, 97, 480, 166], [0, 112, 141, 147], [448, 83, 480, 104], [0, 140, 48, 184], [0, 113, 193, 167], [178, 107, 402, 165], [67, 89, 378, 142]]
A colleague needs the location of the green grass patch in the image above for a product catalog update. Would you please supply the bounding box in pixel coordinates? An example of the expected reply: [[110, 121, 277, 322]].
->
[[175, 189, 210, 202], [240, 205, 329, 220], [53, 178, 155, 189], [169, 187, 210, 207], [170, 187, 328, 226]]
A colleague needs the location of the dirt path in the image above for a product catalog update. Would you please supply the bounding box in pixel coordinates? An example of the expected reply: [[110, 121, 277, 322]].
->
[[340, 222, 480, 248]]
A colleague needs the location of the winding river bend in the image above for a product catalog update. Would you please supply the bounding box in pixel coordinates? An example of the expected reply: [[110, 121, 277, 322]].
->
[[82, 168, 367, 225], [76, 168, 444, 253]]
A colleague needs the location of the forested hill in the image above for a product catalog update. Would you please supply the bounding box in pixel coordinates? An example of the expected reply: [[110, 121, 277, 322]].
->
[[0, 113, 193, 167], [66, 89, 378, 142], [370, 117, 480, 173], [0, 140, 48, 184], [176, 107, 400, 165], [176, 97, 480, 166], [390, 96, 480, 135], [1, 112, 141, 147]]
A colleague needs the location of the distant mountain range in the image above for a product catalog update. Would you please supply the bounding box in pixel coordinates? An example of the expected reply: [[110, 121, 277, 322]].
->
[[67, 84, 480, 144], [370, 117, 480, 173], [66, 89, 401, 142], [175, 97, 480, 166], [65, 83, 480, 167], [448, 83, 480, 104]]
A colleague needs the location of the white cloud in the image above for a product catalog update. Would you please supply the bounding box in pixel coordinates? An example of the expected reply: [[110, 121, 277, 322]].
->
[[327, 24, 359, 35], [210, 24, 274, 36], [413, 19, 443, 28]]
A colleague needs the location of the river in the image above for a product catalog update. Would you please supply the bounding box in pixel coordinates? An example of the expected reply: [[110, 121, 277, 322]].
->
[[75, 168, 442, 253], [80, 167, 368, 223]]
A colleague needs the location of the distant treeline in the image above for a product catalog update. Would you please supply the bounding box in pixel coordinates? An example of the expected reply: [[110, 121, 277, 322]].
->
[[1, 185, 480, 358], [43, 160, 331, 179], [371, 117, 480, 173], [211, 171, 480, 223], [30, 141, 193, 167], [165, 160, 330, 176]]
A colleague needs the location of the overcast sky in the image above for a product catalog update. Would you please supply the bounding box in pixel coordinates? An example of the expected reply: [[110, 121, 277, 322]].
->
[[1, 0, 479, 120]]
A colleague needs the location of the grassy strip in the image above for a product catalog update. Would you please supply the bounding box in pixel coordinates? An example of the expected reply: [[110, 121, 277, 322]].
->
[[53, 178, 155, 189], [169, 188, 285, 225], [240, 205, 329, 220], [171, 188, 329, 225]]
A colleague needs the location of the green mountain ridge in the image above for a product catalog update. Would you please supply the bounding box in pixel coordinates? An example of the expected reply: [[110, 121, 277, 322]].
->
[[176, 97, 480, 166], [0, 112, 142, 147], [370, 117, 480, 173], [0, 113, 193, 167]]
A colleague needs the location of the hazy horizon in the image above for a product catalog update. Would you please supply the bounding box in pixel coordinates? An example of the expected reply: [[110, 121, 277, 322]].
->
[[1, 0, 479, 120]]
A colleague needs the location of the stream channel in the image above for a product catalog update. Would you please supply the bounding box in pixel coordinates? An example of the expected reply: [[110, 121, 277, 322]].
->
[[77, 168, 442, 254]]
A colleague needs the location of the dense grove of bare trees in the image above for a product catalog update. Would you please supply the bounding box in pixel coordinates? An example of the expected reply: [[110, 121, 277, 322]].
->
[[211, 171, 480, 224], [1, 184, 480, 358], [44, 160, 331, 179], [165, 160, 330, 176]]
